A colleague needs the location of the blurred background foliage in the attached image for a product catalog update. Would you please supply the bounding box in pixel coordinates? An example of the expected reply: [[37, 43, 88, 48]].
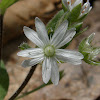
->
[[0, 60, 9, 100], [0, 0, 19, 15]]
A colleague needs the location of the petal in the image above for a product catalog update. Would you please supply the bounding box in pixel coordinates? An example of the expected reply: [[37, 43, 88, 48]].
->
[[81, 2, 87, 12], [17, 48, 44, 58], [56, 49, 84, 59], [50, 20, 68, 47], [56, 28, 76, 48], [84, 2, 91, 13], [80, 1, 92, 17], [51, 58, 59, 85], [22, 57, 44, 67], [89, 7, 92, 12], [23, 26, 44, 47], [75, 0, 83, 5], [56, 54, 82, 65], [42, 57, 51, 84], [72, 0, 82, 10], [35, 17, 49, 45]]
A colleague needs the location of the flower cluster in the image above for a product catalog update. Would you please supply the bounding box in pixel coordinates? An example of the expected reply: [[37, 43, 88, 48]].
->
[[17, 17, 83, 85], [79, 33, 100, 66], [62, 0, 92, 17]]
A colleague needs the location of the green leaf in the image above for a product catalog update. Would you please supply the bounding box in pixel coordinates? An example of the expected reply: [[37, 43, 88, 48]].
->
[[79, 33, 100, 66], [16, 70, 65, 99], [18, 42, 31, 50], [0, 60, 9, 100], [69, 4, 81, 22], [0, 0, 19, 15], [55, 12, 71, 30], [46, 10, 64, 34]]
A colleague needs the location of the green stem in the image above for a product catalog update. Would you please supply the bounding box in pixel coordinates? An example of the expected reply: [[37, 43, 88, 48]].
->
[[0, 15, 3, 59], [16, 84, 47, 99], [16, 70, 64, 99]]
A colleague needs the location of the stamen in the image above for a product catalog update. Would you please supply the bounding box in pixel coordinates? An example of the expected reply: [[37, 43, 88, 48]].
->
[[67, 2, 70, 5], [85, 6, 87, 9], [82, 9, 85, 13], [82, 10, 85, 13]]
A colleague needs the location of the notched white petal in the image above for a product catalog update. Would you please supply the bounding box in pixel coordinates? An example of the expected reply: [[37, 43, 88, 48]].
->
[[67, 59, 82, 65], [51, 58, 59, 85], [56, 54, 82, 65], [23, 26, 44, 47], [35, 17, 49, 45], [22, 57, 44, 67], [17, 48, 34, 57], [56, 49, 83, 65], [42, 57, 51, 84], [17, 48, 43, 58], [56, 49, 84, 59], [56, 28, 76, 48], [50, 20, 68, 47]]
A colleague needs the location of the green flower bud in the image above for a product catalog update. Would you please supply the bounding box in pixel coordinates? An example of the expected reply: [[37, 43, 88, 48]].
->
[[79, 33, 100, 66], [18, 42, 31, 50]]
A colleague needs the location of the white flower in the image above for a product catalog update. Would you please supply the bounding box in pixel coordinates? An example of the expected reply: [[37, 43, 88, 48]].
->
[[79, 0, 92, 18], [17, 17, 83, 85], [62, 0, 92, 17]]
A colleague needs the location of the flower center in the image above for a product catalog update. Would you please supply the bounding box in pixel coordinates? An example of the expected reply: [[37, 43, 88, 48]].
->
[[44, 46, 55, 57]]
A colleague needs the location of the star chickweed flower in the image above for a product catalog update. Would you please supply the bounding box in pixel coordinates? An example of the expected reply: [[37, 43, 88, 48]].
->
[[62, 0, 92, 17], [17, 17, 83, 85]]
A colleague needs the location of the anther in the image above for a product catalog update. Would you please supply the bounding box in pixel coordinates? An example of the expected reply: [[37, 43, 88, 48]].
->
[[67, 2, 70, 5]]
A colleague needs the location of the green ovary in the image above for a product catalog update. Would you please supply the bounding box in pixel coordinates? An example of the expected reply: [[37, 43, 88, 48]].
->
[[44, 46, 55, 57]]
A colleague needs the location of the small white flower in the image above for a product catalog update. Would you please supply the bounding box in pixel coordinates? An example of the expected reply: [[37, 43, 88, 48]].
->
[[79, 0, 92, 18], [17, 17, 83, 85], [62, 0, 92, 17]]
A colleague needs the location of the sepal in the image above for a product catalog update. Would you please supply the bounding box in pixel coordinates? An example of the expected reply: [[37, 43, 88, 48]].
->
[[18, 42, 31, 50], [68, 3, 81, 22], [79, 33, 100, 66]]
